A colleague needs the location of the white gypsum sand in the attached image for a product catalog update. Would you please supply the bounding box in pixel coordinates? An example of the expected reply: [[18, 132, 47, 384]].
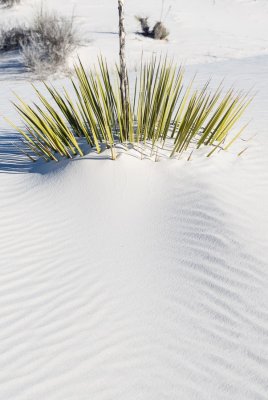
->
[[0, 1, 268, 399]]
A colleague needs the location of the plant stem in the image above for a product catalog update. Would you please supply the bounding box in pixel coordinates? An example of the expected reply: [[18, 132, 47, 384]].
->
[[118, 0, 130, 140]]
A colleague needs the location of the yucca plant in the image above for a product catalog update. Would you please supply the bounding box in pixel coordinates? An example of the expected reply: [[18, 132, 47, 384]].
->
[[8, 57, 251, 162]]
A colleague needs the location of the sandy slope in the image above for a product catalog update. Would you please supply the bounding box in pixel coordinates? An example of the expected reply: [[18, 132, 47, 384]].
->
[[0, 0, 268, 399], [1, 155, 268, 400]]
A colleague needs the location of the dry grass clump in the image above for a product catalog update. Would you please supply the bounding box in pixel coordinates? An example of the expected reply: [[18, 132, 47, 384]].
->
[[152, 21, 169, 40], [0, 8, 80, 74], [136, 17, 169, 40], [8, 57, 251, 163], [22, 9, 79, 73], [0, 0, 20, 7]]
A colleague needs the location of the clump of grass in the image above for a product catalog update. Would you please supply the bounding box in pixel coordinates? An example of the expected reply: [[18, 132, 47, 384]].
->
[[8, 57, 251, 162], [152, 21, 169, 40], [22, 8, 79, 73], [0, 0, 20, 8], [0, 7, 80, 74], [136, 17, 169, 40]]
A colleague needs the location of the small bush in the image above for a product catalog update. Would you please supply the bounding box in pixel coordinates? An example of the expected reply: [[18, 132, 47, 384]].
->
[[0, 8, 80, 74], [22, 9, 78, 72], [136, 17, 169, 40], [0, 0, 20, 7], [152, 22, 169, 40]]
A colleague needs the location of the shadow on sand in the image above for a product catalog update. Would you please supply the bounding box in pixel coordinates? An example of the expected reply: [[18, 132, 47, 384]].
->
[[0, 130, 35, 173], [0, 130, 116, 175], [0, 51, 28, 80]]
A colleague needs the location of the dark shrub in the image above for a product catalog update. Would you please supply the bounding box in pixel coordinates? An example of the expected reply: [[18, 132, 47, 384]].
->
[[136, 16, 169, 40], [0, 26, 30, 51]]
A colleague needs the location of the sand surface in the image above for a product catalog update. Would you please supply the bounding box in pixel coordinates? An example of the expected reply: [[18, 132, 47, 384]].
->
[[0, 1, 268, 399]]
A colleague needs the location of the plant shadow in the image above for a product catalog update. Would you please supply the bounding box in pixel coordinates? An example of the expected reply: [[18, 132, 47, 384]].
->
[[0, 132, 115, 175], [87, 30, 118, 36], [0, 51, 28, 80], [0, 131, 174, 175], [0, 130, 34, 173]]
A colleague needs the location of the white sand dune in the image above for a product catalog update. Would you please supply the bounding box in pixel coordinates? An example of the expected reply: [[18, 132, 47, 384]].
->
[[0, 145, 268, 399], [0, 1, 268, 399]]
